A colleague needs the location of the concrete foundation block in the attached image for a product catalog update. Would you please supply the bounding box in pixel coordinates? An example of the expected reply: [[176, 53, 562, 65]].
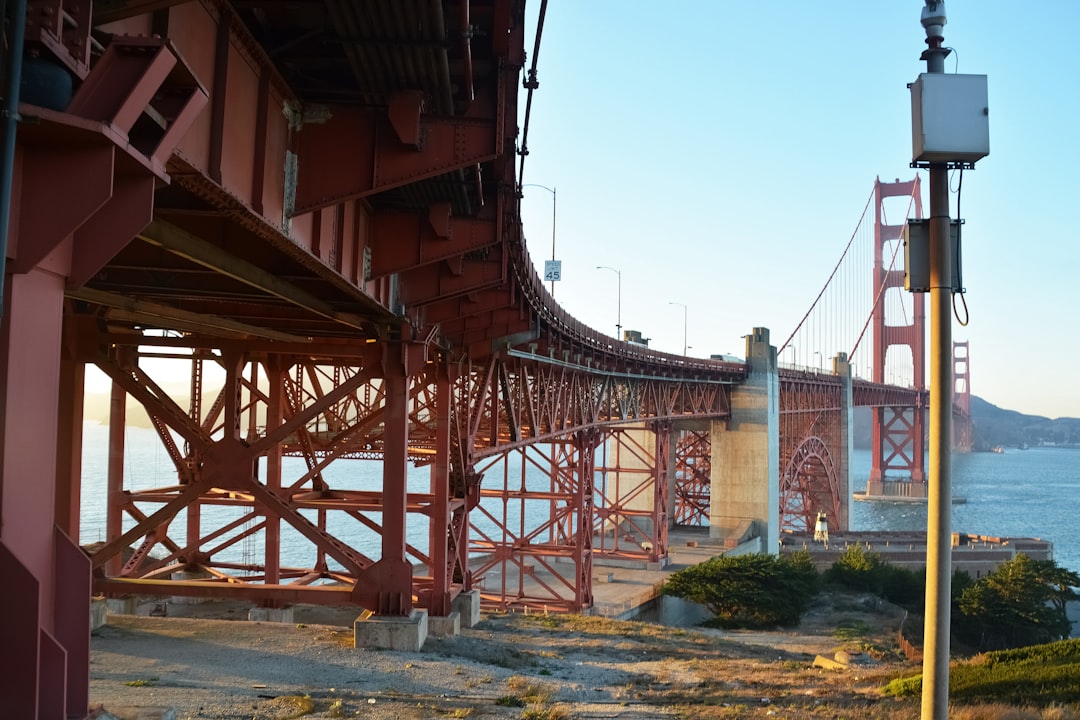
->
[[91, 597, 108, 630], [171, 570, 212, 604], [813, 654, 848, 671], [106, 596, 138, 615], [428, 611, 460, 636], [452, 589, 481, 628], [354, 609, 428, 651], [248, 606, 295, 623]]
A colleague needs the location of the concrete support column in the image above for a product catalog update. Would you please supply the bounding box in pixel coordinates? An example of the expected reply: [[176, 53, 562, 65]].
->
[[709, 327, 779, 553], [834, 353, 854, 531], [665, 424, 682, 531]]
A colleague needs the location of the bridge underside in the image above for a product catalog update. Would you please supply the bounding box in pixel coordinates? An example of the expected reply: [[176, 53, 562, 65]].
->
[[0, 0, 940, 715]]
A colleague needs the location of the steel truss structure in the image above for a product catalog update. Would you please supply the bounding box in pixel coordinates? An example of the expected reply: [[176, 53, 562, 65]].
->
[[672, 429, 712, 527], [0, 0, 969, 711], [779, 371, 845, 533], [456, 352, 734, 611], [77, 329, 739, 617]]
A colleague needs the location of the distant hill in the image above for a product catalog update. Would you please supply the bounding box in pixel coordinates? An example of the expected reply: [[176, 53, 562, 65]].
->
[[969, 396, 1080, 450], [853, 397, 1080, 451]]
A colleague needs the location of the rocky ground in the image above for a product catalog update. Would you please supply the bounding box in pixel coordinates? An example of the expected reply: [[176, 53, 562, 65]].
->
[[89, 592, 920, 720]]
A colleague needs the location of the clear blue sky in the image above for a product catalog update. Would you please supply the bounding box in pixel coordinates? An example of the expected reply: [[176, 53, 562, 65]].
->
[[518, 1, 1080, 420]]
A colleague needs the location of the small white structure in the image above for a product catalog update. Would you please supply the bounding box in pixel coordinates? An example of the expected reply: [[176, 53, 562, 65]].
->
[[813, 511, 829, 546]]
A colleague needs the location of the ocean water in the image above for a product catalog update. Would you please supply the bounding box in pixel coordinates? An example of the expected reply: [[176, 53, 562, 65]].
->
[[850, 446, 1080, 574], [78, 423, 1080, 575]]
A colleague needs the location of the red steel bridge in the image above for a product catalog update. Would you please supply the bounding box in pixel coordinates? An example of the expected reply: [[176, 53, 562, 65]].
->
[[0, 1, 972, 715]]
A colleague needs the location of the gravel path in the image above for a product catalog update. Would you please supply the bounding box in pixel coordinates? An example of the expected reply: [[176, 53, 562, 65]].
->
[[89, 595, 907, 719]]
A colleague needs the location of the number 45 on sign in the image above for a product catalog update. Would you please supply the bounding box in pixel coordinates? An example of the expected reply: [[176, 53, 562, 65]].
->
[[544, 260, 562, 282]]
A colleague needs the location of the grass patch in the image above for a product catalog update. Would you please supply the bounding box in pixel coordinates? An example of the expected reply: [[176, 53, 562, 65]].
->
[[506, 676, 556, 704], [832, 618, 873, 640], [884, 638, 1080, 706], [521, 703, 570, 720], [123, 677, 158, 687]]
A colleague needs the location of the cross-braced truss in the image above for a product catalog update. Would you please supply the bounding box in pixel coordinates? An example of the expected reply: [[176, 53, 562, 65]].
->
[[673, 430, 712, 526], [593, 423, 669, 562], [87, 341, 468, 616]]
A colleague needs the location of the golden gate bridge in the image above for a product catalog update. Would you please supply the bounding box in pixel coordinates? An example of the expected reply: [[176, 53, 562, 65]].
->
[[0, 1, 972, 715]]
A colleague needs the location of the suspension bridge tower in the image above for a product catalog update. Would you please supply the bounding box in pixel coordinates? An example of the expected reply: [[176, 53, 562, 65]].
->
[[953, 341, 973, 452], [867, 177, 928, 498]]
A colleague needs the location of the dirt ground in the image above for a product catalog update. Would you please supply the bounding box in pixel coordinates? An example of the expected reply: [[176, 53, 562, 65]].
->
[[88, 592, 919, 720]]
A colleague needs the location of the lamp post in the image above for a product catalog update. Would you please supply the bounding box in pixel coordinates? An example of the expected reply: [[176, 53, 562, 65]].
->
[[596, 265, 621, 339], [788, 345, 797, 367], [813, 351, 822, 371], [521, 183, 557, 296], [668, 302, 687, 355]]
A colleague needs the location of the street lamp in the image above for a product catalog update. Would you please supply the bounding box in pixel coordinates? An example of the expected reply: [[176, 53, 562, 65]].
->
[[788, 345, 797, 367], [668, 302, 687, 355], [813, 351, 822, 370], [521, 183, 557, 297], [595, 265, 621, 339]]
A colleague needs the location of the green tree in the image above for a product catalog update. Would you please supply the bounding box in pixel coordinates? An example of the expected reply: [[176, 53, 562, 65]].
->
[[660, 552, 818, 629], [956, 554, 1079, 650], [823, 545, 886, 593]]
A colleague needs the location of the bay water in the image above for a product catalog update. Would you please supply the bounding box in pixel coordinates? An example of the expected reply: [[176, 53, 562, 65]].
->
[[78, 423, 1080, 576]]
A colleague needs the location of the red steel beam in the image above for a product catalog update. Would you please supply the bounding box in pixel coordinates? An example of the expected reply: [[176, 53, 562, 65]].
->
[[293, 109, 499, 215]]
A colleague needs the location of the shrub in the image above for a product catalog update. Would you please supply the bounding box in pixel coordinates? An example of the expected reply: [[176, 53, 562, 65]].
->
[[660, 552, 818, 628], [955, 555, 1079, 651], [823, 545, 886, 593], [884, 638, 1080, 707]]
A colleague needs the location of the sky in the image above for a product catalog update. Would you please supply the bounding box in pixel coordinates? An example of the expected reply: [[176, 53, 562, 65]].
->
[[517, 2, 1080, 421]]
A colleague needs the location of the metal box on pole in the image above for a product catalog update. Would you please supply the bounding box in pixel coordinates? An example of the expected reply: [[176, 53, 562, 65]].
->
[[904, 218, 964, 292], [910, 73, 989, 164]]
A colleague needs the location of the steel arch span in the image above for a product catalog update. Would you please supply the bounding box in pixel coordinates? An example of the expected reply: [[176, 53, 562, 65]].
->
[[778, 366, 849, 534], [780, 436, 842, 533]]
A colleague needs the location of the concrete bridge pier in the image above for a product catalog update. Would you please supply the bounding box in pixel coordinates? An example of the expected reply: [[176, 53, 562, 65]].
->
[[834, 352, 854, 532], [709, 328, 779, 553]]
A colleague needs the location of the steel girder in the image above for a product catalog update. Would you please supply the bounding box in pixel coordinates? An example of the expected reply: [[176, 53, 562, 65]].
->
[[459, 352, 733, 455]]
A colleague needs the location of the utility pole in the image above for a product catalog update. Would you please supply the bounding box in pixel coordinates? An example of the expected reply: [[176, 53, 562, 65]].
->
[[908, 3, 988, 718], [920, 6, 953, 718]]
